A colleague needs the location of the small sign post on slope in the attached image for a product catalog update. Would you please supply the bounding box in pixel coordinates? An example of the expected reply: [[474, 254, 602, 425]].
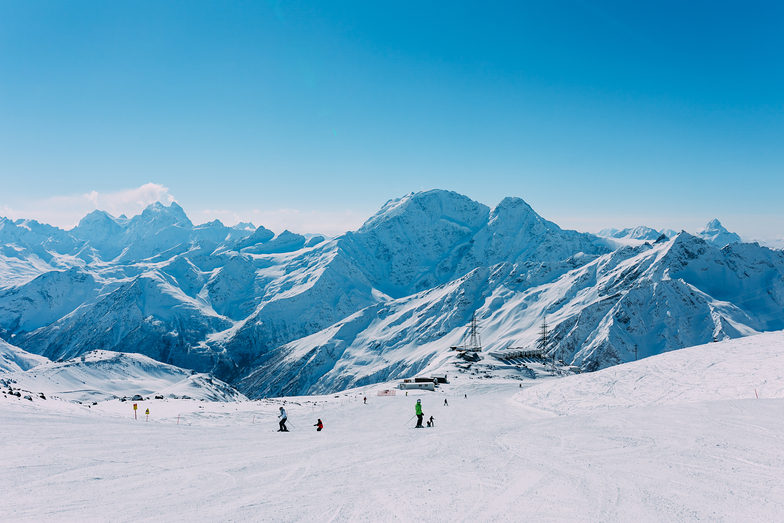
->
[[133, 403, 137, 420], [145, 408, 150, 422]]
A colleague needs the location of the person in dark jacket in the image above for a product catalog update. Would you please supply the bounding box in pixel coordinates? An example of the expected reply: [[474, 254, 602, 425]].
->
[[314, 419, 323, 431]]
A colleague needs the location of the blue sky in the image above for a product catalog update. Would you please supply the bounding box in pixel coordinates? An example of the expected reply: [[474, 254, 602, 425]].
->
[[1, 1, 782, 241]]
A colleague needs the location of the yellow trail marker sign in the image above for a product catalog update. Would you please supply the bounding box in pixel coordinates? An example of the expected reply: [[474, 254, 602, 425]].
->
[[133, 404, 138, 410]]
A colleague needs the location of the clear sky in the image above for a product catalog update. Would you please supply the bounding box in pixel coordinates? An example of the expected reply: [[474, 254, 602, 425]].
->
[[1, 1, 782, 242]]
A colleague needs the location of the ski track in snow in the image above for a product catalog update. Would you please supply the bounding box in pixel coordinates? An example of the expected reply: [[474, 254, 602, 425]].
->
[[3, 380, 784, 522], [4, 332, 784, 521]]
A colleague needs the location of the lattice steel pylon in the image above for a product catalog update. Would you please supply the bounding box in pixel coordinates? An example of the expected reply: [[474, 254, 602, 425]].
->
[[464, 312, 482, 352]]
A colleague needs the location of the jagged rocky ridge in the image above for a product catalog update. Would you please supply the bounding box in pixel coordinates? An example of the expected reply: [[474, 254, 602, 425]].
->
[[1, 190, 782, 396]]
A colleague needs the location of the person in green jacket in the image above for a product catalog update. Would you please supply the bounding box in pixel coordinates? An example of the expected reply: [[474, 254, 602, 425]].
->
[[415, 399, 424, 428]]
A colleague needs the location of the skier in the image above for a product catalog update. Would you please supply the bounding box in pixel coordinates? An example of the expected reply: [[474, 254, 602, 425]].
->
[[444, 399, 448, 406], [278, 407, 288, 432], [429, 415, 434, 427], [314, 419, 323, 432], [363, 396, 367, 404], [415, 399, 424, 428]]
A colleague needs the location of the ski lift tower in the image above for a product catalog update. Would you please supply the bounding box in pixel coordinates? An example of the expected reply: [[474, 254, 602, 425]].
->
[[449, 312, 483, 353], [463, 312, 482, 352]]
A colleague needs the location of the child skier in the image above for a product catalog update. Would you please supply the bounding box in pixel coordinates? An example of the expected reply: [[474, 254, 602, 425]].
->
[[314, 419, 323, 431]]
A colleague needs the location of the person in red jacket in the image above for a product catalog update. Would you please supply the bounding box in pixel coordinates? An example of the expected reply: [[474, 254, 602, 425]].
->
[[314, 419, 323, 432]]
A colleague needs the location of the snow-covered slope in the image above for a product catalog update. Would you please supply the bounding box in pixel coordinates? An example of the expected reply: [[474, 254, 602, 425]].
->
[[4, 331, 784, 522], [2, 350, 246, 402], [0, 191, 781, 398], [515, 330, 784, 415], [0, 338, 49, 372], [239, 231, 784, 396]]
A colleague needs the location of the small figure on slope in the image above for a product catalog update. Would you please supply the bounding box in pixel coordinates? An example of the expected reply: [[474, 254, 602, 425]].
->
[[429, 415, 435, 427], [278, 407, 288, 432], [363, 396, 367, 404], [444, 399, 448, 406], [415, 399, 424, 428], [314, 419, 323, 432]]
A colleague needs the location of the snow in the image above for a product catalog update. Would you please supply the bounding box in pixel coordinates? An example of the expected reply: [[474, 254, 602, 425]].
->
[[515, 330, 784, 415], [3, 331, 784, 521], [1, 192, 783, 399], [696, 219, 742, 248], [597, 220, 743, 248], [0, 338, 49, 372], [2, 350, 245, 403]]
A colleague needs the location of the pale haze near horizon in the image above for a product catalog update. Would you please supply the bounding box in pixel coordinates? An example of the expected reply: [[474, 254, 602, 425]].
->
[[1, 2, 782, 243]]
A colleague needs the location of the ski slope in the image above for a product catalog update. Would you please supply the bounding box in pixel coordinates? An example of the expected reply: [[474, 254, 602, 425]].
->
[[3, 332, 784, 522], [515, 330, 784, 416]]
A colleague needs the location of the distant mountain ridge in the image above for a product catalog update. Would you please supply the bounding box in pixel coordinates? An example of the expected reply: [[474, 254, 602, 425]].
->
[[1, 190, 782, 396], [597, 219, 742, 248]]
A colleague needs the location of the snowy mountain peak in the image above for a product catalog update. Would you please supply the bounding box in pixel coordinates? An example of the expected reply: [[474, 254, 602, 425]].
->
[[135, 201, 193, 230], [75, 209, 117, 229], [236, 225, 275, 249], [696, 219, 741, 248], [1, 189, 780, 400], [72, 210, 125, 242], [358, 189, 489, 233], [488, 197, 541, 225]]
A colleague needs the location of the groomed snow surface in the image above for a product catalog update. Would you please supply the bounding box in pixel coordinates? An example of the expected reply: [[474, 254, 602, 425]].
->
[[4, 332, 784, 522]]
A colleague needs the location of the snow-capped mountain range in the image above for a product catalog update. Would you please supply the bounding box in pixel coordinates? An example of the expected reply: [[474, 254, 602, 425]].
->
[[1, 190, 782, 397], [597, 218, 743, 248]]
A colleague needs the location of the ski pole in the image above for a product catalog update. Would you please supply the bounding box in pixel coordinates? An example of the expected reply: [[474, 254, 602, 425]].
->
[[403, 415, 415, 427]]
